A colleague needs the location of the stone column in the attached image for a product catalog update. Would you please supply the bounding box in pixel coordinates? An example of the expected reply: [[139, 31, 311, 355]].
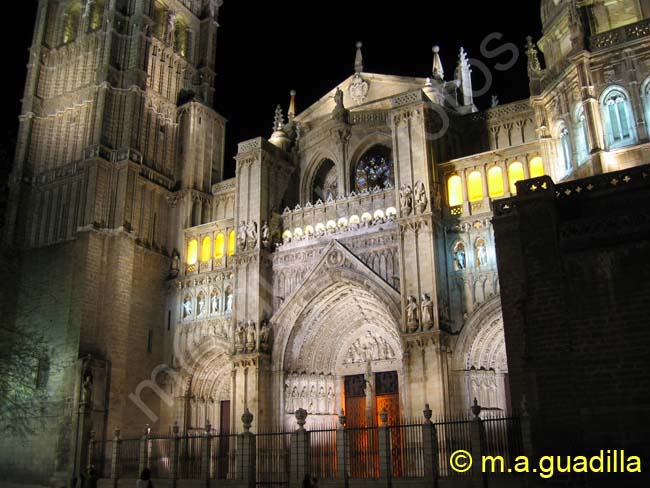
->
[[469, 400, 485, 488], [422, 405, 439, 485], [289, 409, 310, 488], [201, 420, 213, 483], [377, 409, 392, 488], [170, 422, 180, 488], [236, 409, 256, 488], [138, 425, 151, 476], [110, 428, 121, 487], [336, 412, 348, 483]]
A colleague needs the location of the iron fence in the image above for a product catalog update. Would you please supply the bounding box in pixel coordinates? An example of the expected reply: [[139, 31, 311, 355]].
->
[[390, 420, 424, 478], [119, 438, 141, 479], [91, 439, 112, 478], [483, 415, 524, 475], [346, 425, 379, 479], [256, 429, 291, 487], [178, 433, 202, 479], [435, 417, 473, 478], [308, 427, 337, 480], [149, 436, 172, 479], [210, 433, 237, 480]]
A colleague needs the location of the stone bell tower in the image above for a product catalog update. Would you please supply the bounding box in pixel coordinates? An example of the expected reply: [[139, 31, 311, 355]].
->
[[0, 0, 226, 485]]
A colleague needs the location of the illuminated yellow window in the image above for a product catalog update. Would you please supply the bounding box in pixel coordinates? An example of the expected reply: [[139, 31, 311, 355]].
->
[[508, 162, 525, 195], [529, 157, 544, 178], [447, 175, 463, 207], [214, 233, 225, 259], [467, 171, 484, 202], [187, 239, 198, 265], [487, 167, 505, 198], [201, 237, 211, 262], [227, 230, 236, 256], [90, 0, 105, 31]]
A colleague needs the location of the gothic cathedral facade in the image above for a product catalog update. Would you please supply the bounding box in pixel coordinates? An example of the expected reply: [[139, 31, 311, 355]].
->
[[3, 0, 650, 484]]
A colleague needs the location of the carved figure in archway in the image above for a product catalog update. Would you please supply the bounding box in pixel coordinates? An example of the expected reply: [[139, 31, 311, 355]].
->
[[405, 295, 419, 332], [421, 293, 433, 328]]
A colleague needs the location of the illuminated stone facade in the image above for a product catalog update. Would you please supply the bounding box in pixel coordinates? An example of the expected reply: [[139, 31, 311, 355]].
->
[[3, 0, 650, 485]]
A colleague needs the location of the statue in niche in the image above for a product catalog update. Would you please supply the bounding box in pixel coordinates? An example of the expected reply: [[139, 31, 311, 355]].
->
[[454, 243, 467, 271], [261, 221, 270, 249], [309, 385, 316, 412], [400, 185, 414, 215], [334, 87, 344, 110], [379, 337, 391, 360], [299, 386, 307, 410], [234, 322, 245, 352], [237, 221, 247, 250], [246, 321, 257, 352], [414, 181, 428, 213], [421, 293, 434, 329], [211, 291, 220, 314], [318, 386, 326, 414], [183, 296, 193, 319], [259, 321, 271, 350], [246, 221, 258, 250], [366, 331, 379, 360], [225, 287, 233, 313], [327, 387, 334, 414], [170, 250, 180, 278], [476, 239, 488, 267], [289, 386, 298, 413], [81, 357, 93, 404], [197, 293, 205, 316], [405, 295, 419, 331], [284, 384, 291, 413], [167, 11, 177, 45]]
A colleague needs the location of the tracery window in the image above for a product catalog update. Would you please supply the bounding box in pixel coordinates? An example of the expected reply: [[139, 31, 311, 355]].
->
[[312, 159, 338, 202], [602, 89, 636, 148], [354, 145, 393, 192]]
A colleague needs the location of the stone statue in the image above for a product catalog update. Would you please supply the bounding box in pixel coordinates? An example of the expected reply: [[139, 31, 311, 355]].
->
[[246, 321, 257, 351], [246, 221, 258, 249], [225, 287, 233, 312], [81, 359, 93, 404], [237, 221, 247, 250], [197, 294, 205, 316], [235, 322, 245, 351], [183, 297, 193, 319], [421, 293, 433, 329], [170, 250, 180, 278], [259, 321, 271, 350], [318, 386, 326, 414], [334, 87, 344, 110], [211, 291, 219, 314], [167, 11, 177, 45], [476, 240, 488, 267], [454, 245, 467, 270], [261, 221, 270, 249], [414, 181, 428, 213], [405, 295, 419, 331], [400, 185, 414, 215]]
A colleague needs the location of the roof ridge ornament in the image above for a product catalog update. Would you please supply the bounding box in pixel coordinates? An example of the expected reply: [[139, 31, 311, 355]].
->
[[349, 42, 369, 106], [432, 45, 444, 81], [288, 90, 297, 121], [354, 41, 364, 74]]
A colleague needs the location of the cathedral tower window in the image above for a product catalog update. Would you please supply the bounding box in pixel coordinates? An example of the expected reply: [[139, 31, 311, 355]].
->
[[312, 159, 338, 202], [201, 237, 211, 262], [447, 175, 463, 207], [174, 19, 189, 57], [62, 2, 82, 44], [152, 2, 167, 40], [576, 107, 590, 165], [487, 166, 505, 198], [528, 156, 545, 178], [187, 239, 198, 265], [507, 162, 524, 195], [601, 88, 636, 149], [354, 145, 393, 192], [214, 233, 225, 259], [467, 171, 484, 202], [90, 0, 105, 31], [227, 231, 236, 256]]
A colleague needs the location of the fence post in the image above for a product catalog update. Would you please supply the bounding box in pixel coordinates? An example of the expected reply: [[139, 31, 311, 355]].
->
[[110, 428, 121, 488], [422, 404, 439, 486], [236, 408, 256, 488], [378, 408, 392, 488], [170, 421, 180, 487], [290, 408, 310, 488], [336, 410, 348, 485], [139, 424, 151, 476], [201, 420, 212, 484], [470, 399, 486, 488]]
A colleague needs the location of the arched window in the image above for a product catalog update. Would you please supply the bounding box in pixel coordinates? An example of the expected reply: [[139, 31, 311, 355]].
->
[[90, 0, 105, 31], [187, 239, 198, 265], [575, 108, 590, 165], [602, 88, 636, 148], [312, 159, 338, 202], [214, 233, 225, 259], [174, 20, 189, 57], [227, 230, 236, 256], [354, 145, 393, 192], [62, 2, 81, 44], [447, 175, 463, 207], [528, 157, 544, 178], [559, 126, 572, 172], [467, 171, 484, 202], [201, 237, 211, 262], [152, 2, 167, 39], [487, 167, 505, 198], [508, 162, 525, 195]]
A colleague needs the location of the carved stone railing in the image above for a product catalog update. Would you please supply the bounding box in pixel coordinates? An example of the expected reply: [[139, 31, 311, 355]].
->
[[590, 18, 650, 50]]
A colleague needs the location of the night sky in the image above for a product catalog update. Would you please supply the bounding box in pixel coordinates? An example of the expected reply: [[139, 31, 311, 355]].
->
[[3, 0, 542, 178]]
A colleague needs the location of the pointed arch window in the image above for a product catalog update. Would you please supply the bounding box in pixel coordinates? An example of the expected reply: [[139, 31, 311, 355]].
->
[[602, 89, 636, 149], [354, 145, 393, 192]]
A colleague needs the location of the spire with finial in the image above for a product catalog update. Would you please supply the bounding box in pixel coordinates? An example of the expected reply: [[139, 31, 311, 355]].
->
[[525, 36, 542, 74], [455, 47, 474, 109], [273, 105, 285, 132], [288, 90, 297, 121], [432, 45, 444, 81], [354, 41, 364, 74]]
